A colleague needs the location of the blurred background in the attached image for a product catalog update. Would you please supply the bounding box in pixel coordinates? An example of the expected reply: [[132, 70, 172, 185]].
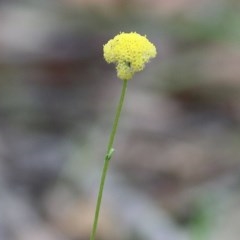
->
[[0, 0, 240, 240]]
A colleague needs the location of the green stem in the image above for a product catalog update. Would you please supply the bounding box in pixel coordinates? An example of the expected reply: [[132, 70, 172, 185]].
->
[[90, 80, 128, 240]]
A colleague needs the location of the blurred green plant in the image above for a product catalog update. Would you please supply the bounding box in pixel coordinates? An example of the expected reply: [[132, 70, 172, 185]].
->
[[189, 200, 213, 240]]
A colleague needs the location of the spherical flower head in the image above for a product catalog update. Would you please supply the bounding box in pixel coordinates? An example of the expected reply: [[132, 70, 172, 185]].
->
[[103, 32, 157, 80]]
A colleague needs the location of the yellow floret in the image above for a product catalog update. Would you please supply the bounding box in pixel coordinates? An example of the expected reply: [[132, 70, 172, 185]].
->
[[103, 32, 157, 80]]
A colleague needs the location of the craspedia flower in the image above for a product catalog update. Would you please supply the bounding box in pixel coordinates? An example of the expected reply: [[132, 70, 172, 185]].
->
[[103, 32, 157, 80]]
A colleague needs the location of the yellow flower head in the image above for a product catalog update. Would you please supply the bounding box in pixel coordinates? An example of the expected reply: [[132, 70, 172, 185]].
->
[[103, 32, 157, 80]]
